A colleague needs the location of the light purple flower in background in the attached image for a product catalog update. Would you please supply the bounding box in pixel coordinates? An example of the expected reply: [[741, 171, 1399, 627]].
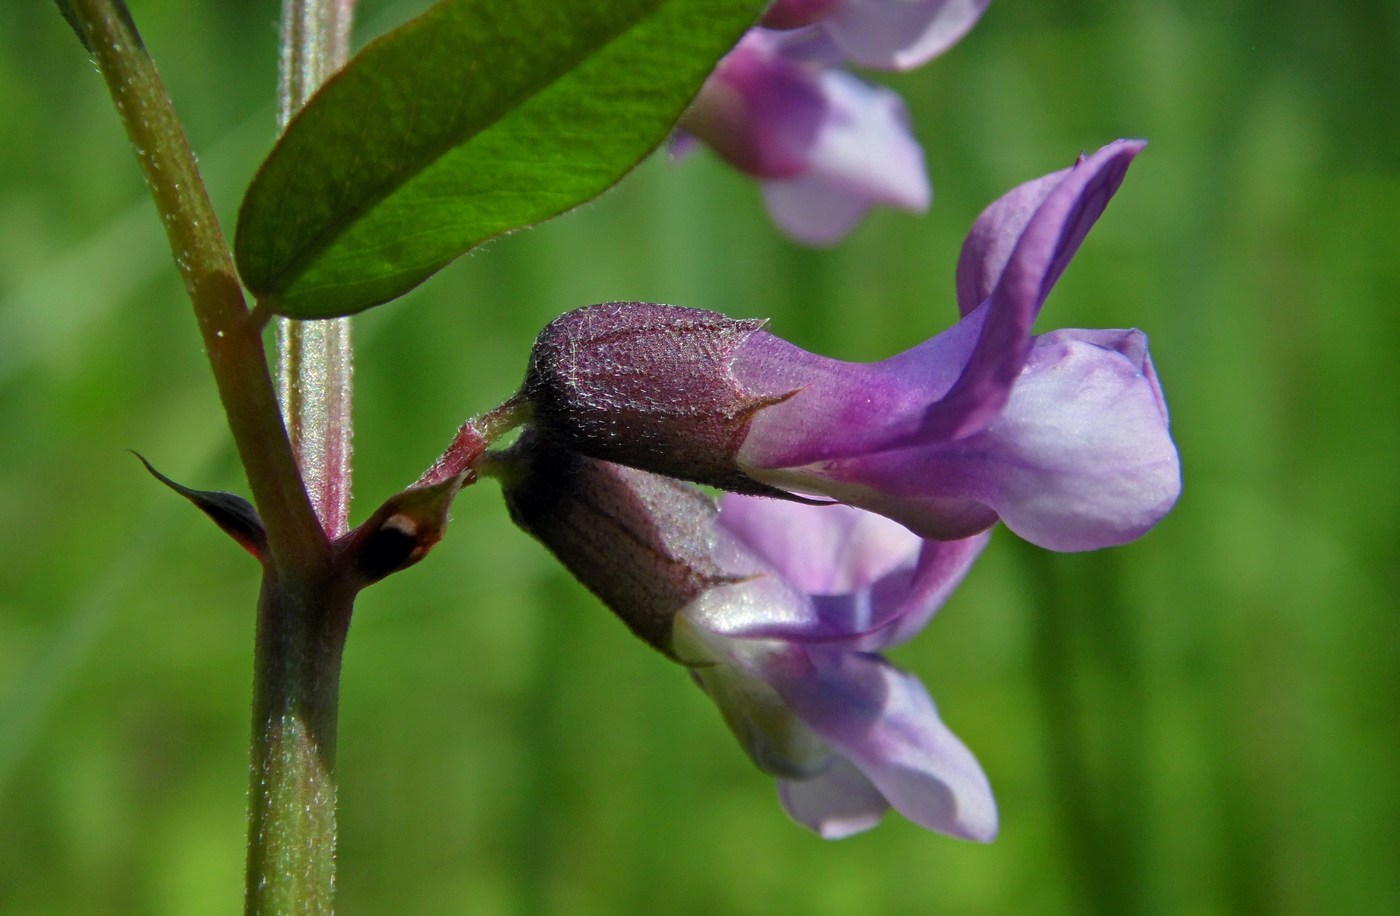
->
[[524, 140, 1181, 552], [799, 0, 992, 71], [497, 431, 995, 840], [678, 0, 988, 244], [681, 31, 928, 245]]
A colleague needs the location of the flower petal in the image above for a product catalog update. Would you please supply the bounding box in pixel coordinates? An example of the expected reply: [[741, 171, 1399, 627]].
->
[[851, 530, 989, 650], [686, 649, 834, 779], [733, 309, 984, 469], [777, 756, 890, 838], [924, 140, 1146, 441], [713, 497, 985, 646], [772, 649, 997, 840], [717, 496, 921, 595], [683, 32, 828, 179], [791, 329, 1180, 549], [968, 328, 1181, 550], [825, 0, 991, 70], [760, 70, 929, 246]]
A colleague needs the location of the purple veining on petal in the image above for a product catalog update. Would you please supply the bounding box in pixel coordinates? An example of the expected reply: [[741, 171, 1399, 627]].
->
[[733, 307, 985, 469], [705, 497, 986, 645]]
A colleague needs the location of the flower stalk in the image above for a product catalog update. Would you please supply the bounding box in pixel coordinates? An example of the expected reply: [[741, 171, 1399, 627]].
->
[[276, 0, 358, 538]]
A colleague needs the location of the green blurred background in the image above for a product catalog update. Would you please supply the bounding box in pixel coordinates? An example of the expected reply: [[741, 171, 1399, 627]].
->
[[2, 1, 1397, 912]]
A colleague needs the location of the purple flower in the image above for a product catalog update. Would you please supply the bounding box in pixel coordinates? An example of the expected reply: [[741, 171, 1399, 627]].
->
[[523, 140, 1181, 552], [764, 0, 992, 71], [495, 430, 995, 840], [677, 1, 986, 244], [680, 30, 929, 245]]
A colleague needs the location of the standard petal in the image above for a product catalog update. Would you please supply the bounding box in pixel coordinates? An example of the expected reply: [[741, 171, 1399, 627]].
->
[[923, 140, 1146, 441], [759, 70, 929, 246], [825, 0, 990, 70], [777, 756, 890, 838], [955, 170, 1063, 316], [772, 649, 998, 840]]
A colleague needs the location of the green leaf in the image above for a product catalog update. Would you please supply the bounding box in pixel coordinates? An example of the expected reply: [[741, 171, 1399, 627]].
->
[[235, 0, 765, 319]]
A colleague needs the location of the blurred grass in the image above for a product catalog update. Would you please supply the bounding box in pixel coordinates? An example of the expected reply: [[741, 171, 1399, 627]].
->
[[2, 0, 1397, 913]]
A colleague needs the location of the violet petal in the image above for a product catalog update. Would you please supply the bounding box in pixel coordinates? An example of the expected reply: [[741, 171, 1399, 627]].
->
[[777, 756, 890, 838], [760, 70, 929, 246], [796, 329, 1180, 550], [825, 0, 991, 70], [923, 140, 1146, 441], [772, 649, 998, 840]]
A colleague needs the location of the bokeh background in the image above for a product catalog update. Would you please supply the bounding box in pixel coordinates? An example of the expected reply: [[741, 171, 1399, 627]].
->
[[2, 1, 1397, 913]]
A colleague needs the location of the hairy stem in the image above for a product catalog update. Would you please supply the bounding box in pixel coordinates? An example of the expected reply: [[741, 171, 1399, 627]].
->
[[64, 0, 325, 570], [61, 1, 359, 910], [245, 569, 353, 916], [277, 0, 357, 538]]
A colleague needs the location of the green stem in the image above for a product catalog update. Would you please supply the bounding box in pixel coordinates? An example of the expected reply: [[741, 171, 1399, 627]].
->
[[61, 2, 354, 910], [276, 0, 357, 538], [65, 0, 325, 572], [245, 569, 353, 916]]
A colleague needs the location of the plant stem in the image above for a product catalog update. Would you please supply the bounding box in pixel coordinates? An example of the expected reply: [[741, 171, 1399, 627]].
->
[[62, 2, 355, 910], [65, 0, 325, 571], [245, 569, 353, 916], [277, 0, 357, 538]]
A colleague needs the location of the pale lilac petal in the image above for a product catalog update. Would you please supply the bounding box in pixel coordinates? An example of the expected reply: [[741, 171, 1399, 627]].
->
[[760, 70, 929, 246], [686, 648, 834, 779], [693, 526, 920, 644], [921, 140, 1146, 441], [778, 757, 890, 838], [970, 329, 1180, 550], [772, 650, 997, 841], [825, 0, 991, 70], [681, 572, 831, 642], [787, 329, 1180, 550], [717, 496, 920, 594], [714, 497, 984, 647]]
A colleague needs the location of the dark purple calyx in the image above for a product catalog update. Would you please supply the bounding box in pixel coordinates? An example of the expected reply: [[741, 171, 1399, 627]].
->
[[499, 430, 741, 657], [522, 302, 795, 498]]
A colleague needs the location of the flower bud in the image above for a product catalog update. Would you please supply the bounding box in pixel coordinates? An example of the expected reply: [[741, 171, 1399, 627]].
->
[[521, 301, 794, 499]]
